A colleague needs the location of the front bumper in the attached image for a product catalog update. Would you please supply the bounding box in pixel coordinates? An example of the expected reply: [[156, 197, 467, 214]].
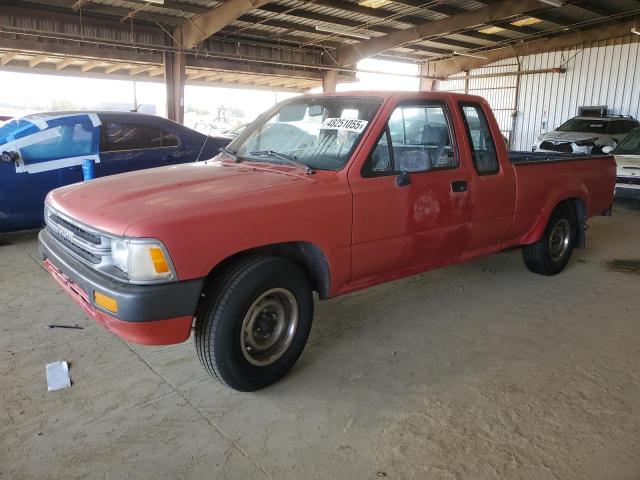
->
[[39, 229, 204, 345]]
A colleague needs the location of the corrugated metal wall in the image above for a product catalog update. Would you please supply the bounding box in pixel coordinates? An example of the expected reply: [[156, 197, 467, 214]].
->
[[439, 35, 640, 151]]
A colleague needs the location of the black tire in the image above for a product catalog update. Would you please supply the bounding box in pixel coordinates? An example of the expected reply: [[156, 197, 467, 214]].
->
[[522, 203, 577, 275], [195, 256, 313, 391]]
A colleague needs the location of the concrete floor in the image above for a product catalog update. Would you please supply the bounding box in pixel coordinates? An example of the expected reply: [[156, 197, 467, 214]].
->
[[1, 200, 640, 480]]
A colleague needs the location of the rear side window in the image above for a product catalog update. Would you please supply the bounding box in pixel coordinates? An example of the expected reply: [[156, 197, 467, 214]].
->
[[364, 103, 457, 176], [162, 131, 179, 147], [459, 104, 499, 175], [101, 121, 178, 152]]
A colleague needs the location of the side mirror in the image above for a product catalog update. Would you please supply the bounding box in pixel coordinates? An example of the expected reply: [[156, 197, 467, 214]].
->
[[395, 171, 411, 187], [602, 146, 614, 155], [0, 150, 19, 163]]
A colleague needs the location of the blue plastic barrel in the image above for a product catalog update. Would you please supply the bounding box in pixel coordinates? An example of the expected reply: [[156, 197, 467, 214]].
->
[[82, 159, 96, 181]]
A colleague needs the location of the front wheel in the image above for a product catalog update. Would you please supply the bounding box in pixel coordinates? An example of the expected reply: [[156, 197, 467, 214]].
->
[[522, 203, 577, 275], [195, 256, 313, 391]]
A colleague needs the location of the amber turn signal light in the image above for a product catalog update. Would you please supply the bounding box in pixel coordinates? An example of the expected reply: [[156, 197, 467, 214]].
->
[[148, 247, 170, 274], [94, 291, 118, 314]]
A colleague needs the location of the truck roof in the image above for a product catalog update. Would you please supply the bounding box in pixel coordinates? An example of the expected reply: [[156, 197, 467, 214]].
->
[[296, 90, 486, 102]]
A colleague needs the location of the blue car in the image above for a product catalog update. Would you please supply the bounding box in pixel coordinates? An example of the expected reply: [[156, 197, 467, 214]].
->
[[0, 112, 230, 233]]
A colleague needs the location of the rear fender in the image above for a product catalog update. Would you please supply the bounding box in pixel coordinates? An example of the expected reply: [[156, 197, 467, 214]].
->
[[520, 196, 588, 247]]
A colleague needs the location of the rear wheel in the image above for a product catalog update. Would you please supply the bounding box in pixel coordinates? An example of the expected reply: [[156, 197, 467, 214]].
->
[[195, 256, 313, 391], [523, 203, 577, 275]]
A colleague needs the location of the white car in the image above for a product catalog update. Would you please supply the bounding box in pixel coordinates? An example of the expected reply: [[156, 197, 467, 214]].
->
[[606, 127, 640, 200], [532, 116, 639, 155]]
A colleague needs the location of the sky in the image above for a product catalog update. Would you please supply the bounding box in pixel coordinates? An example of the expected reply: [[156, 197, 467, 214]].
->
[[0, 58, 420, 131]]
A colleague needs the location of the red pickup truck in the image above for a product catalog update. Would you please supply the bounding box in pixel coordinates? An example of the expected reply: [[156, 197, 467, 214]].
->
[[39, 92, 615, 391]]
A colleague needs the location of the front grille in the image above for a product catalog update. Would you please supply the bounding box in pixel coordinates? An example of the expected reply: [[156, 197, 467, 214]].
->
[[617, 176, 640, 186], [540, 141, 573, 153], [50, 213, 101, 245], [49, 228, 102, 264], [45, 207, 111, 267]]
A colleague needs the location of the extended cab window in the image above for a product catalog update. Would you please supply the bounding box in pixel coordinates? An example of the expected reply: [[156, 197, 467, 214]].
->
[[459, 104, 499, 175], [366, 103, 457, 176], [101, 121, 178, 152]]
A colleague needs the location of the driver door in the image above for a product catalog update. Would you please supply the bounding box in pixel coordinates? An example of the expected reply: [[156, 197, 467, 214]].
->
[[348, 101, 474, 284]]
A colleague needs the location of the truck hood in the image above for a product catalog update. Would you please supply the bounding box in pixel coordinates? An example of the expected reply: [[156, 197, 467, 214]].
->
[[614, 154, 640, 177], [48, 160, 309, 236], [539, 131, 607, 143]]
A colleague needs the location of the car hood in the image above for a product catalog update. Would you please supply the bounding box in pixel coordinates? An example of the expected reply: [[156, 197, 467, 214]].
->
[[539, 131, 608, 143], [48, 160, 310, 236], [614, 154, 640, 177]]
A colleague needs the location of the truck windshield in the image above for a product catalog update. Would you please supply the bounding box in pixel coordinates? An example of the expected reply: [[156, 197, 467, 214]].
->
[[556, 118, 609, 134], [614, 129, 640, 155], [229, 96, 382, 171]]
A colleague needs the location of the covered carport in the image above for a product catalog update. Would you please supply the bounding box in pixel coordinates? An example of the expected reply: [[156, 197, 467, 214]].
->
[[1, 1, 640, 479]]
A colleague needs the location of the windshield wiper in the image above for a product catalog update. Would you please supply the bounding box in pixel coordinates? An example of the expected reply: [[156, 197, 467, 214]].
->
[[249, 150, 314, 174], [219, 146, 238, 162]]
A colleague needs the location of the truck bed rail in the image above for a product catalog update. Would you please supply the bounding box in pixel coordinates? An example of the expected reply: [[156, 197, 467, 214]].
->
[[509, 151, 608, 165]]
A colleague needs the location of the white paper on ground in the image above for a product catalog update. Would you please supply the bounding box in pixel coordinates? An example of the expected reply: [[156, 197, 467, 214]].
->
[[46, 361, 71, 391]]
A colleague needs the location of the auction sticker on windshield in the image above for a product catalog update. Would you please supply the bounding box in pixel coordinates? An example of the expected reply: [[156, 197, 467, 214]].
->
[[320, 118, 368, 133]]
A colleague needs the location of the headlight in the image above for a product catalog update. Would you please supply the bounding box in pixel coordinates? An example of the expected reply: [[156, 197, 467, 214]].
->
[[110, 239, 128, 272], [110, 238, 175, 283]]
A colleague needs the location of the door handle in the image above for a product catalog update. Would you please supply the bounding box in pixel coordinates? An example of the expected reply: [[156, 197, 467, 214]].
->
[[163, 151, 185, 162], [451, 180, 467, 193]]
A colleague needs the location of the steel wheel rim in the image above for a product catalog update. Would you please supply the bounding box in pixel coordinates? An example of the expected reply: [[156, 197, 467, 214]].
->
[[240, 288, 299, 367], [549, 218, 571, 262]]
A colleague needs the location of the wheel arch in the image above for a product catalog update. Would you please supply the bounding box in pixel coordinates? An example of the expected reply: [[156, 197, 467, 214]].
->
[[521, 196, 587, 247], [200, 241, 332, 303]]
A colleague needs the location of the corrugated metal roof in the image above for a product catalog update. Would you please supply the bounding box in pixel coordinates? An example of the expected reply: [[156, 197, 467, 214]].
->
[[4, 0, 640, 88]]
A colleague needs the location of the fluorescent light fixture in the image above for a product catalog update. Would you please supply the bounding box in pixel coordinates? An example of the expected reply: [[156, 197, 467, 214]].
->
[[315, 25, 371, 40], [511, 17, 542, 27], [359, 0, 391, 7], [453, 51, 488, 60], [536, 0, 562, 6], [632, 27, 640, 36], [478, 26, 504, 34], [143, 0, 164, 4]]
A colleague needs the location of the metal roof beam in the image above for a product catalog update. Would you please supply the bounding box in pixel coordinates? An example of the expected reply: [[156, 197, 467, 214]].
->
[[176, 0, 273, 50], [336, 0, 549, 67], [80, 59, 103, 72], [105, 63, 129, 74], [0, 37, 163, 64], [435, 18, 638, 77], [22, 0, 181, 25], [129, 64, 156, 75], [570, 0, 614, 17], [55, 57, 75, 70], [149, 66, 165, 77], [72, 0, 89, 10], [0, 52, 18, 66], [28, 54, 48, 67], [256, 4, 396, 35]]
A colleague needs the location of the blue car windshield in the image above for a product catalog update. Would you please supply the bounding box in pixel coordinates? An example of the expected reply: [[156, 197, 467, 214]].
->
[[0, 118, 43, 147]]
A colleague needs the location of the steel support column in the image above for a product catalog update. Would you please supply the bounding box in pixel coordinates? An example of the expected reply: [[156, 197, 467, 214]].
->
[[419, 64, 438, 91], [164, 49, 185, 123], [322, 69, 338, 93]]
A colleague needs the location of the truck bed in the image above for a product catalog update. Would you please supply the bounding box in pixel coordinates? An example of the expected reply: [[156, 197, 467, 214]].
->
[[509, 151, 610, 165]]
